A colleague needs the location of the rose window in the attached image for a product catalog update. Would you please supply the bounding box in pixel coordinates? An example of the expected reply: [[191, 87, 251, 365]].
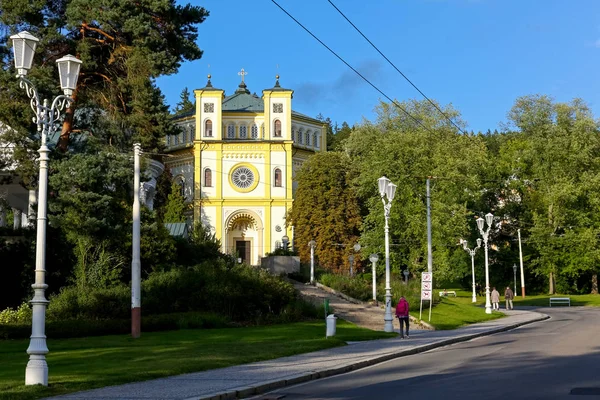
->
[[231, 167, 255, 189]]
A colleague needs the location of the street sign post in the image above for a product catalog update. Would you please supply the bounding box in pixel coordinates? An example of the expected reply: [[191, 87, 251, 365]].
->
[[420, 272, 433, 321]]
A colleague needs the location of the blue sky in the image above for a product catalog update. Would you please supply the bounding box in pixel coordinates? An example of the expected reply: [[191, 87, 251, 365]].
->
[[157, 0, 600, 133]]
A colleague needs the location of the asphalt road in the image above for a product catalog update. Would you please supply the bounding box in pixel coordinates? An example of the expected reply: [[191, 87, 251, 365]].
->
[[258, 307, 600, 400]]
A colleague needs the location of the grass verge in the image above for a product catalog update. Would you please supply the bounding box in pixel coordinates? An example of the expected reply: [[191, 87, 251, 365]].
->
[[512, 293, 600, 307], [417, 289, 504, 330], [0, 320, 395, 400]]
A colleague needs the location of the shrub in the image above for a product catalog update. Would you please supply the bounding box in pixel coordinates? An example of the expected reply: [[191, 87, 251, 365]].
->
[[0, 312, 231, 340], [288, 263, 311, 283], [319, 273, 372, 301], [46, 262, 300, 322], [0, 302, 32, 324], [47, 285, 130, 321]]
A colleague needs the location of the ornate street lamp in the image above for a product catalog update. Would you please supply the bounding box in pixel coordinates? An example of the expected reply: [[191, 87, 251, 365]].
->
[[461, 238, 482, 303], [10, 31, 82, 386], [378, 176, 397, 332], [476, 213, 494, 314]]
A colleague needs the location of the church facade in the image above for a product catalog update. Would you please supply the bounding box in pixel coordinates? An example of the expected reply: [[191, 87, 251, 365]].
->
[[164, 73, 326, 265]]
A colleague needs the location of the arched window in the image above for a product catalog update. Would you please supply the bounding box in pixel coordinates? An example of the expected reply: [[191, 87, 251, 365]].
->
[[190, 126, 195, 141], [291, 129, 295, 141], [313, 133, 318, 148], [166, 135, 171, 146], [274, 120, 282, 137], [204, 168, 212, 187], [274, 168, 282, 187], [239, 125, 248, 139], [298, 130, 303, 144], [251, 124, 258, 139], [305, 132, 310, 145], [174, 134, 179, 145], [204, 120, 213, 137], [227, 124, 235, 139]]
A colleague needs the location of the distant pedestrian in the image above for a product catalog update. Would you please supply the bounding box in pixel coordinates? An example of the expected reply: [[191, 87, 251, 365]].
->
[[476, 282, 483, 297], [491, 287, 500, 310], [395, 296, 410, 338], [505, 286, 514, 310]]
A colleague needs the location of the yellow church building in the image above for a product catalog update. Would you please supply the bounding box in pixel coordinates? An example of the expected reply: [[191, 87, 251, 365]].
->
[[164, 72, 326, 265]]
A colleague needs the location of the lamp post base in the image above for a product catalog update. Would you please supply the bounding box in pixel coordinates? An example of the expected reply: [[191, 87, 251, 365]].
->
[[25, 356, 48, 386], [485, 286, 492, 314], [384, 291, 394, 332]]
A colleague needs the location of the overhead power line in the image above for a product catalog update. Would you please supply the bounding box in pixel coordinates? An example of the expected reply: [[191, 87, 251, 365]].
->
[[326, 0, 468, 136], [270, 0, 434, 134]]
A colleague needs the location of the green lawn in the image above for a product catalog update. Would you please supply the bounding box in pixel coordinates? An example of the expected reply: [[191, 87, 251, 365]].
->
[[513, 293, 600, 307], [0, 320, 395, 400], [417, 289, 504, 330]]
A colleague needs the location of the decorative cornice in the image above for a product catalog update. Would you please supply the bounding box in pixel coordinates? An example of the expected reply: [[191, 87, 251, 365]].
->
[[223, 153, 265, 159]]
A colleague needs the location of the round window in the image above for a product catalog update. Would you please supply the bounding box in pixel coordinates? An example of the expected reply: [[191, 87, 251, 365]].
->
[[231, 167, 255, 189]]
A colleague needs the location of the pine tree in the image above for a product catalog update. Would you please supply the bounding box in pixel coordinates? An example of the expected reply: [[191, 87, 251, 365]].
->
[[163, 182, 188, 223], [174, 87, 195, 115], [0, 1, 209, 159]]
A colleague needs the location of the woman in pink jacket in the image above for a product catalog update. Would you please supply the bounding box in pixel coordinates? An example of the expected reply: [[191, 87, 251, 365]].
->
[[395, 296, 410, 338]]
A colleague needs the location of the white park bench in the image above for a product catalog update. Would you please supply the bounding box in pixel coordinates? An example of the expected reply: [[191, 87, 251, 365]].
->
[[549, 297, 570, 307], [439, 291, 457, 297]]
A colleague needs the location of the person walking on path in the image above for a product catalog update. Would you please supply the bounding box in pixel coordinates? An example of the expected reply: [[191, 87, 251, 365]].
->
[[395, 296, 410, 338], [491, 287, 500, 311], [505, 286, 514, 310]]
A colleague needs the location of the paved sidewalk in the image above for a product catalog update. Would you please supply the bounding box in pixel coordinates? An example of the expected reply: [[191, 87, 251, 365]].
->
[[45, 309, 548, 400]]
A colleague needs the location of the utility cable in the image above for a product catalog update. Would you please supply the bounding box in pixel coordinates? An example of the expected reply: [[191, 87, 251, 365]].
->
[[270, 0, 433, 134], [326, 0, 468, 135]]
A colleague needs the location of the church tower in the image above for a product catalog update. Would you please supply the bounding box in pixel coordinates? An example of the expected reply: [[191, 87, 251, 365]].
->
[[164, 71, 326, 265]]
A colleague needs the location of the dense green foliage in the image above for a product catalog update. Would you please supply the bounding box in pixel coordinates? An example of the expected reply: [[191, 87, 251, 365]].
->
[[46, 262, 299, 321], [0, 0, 209, 156], [288, 152, 362, 273], [163, 182, 188, 223], [296, 96, 600, 294]]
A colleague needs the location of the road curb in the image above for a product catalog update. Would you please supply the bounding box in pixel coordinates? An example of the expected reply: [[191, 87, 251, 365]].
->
[[198, 313, 549, 400]]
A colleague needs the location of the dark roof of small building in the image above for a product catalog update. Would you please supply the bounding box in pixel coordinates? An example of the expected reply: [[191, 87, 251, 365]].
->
[[164, 222, 189, 238]]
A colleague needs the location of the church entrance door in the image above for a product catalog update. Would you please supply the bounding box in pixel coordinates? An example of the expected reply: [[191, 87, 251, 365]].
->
[[235, 240, 251, 264]]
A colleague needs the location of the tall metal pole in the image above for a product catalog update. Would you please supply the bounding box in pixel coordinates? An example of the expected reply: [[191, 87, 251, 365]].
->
[[372, 260, 377, 301], [378, 176, 395, 333], [26, 101, 50, 385], [471, 252, 477, 303], [310, 242, 315, 284], [426, 178, 432, 273], [513, 265, 517, 297], [384, 211, 393, 332], [483, 237, 491, 314], [369, 254, 378, 302], [518, 228, 525, 297], [132, 143, 142, 338]]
